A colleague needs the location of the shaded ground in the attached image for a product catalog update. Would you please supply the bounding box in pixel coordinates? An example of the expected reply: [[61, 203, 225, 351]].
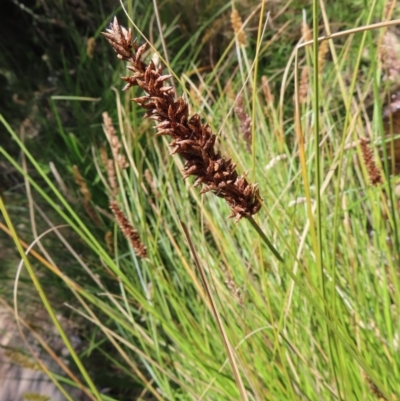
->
[[0, 304, 89, 401]]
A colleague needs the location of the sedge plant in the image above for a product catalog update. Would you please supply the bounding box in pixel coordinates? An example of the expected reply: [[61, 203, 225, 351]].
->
[[1, 0, 400, 400]]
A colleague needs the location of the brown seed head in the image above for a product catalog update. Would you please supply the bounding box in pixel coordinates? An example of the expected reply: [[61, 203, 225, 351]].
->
[[299, 66, 309, 104], [301, 21, 312, 42], [102, 112, 129, 169], [360, 138, 383, 186], [105, 230, 114, 255], [103, 17, 261, 221], [73, 165, 91, 201], [86, 37, 96, 58], [231, 9, 247, 47], [234, 94, 252, 153], [261, 75, 274, 105], [109, 200, 147, 258], [318, 40, 329, 76], [107, 158, 118, 196], [380, 31, 400, 81]]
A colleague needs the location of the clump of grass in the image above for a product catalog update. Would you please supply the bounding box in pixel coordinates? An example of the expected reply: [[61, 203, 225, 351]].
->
[[2, 1, 400, 400], [103, 17, 261, 222]]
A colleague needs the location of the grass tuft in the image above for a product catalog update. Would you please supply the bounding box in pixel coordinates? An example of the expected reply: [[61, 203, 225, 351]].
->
[[1, 1, 400, 400]]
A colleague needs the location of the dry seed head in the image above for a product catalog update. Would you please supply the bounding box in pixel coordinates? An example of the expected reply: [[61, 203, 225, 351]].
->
[[318, 40, 329, 76], [103, 17, 261, 221], [234, 94, 252, 153], [360, 138, 383, 186], [299, 66, 309, 104], [301, 21, 312, 42], [384, 0, 396, 21], [100, 144, 109, 168], [109, 200, 147, 258], [107, 158, 118, 196], [231, 9, 247, 47], [105, 230, 114, 254], [261, 75, 274, 104], [380, 31, 400, 81], [102, 111, 129, 169], [221, 265, 242, 304], [73, 165, 91, 201], [202, 16, 225, 44], [224, 275, 243, 304], [86, 37, 96, 58]]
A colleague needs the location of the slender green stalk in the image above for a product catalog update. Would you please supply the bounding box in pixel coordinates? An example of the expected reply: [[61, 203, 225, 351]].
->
[[247, 216, 283, 262]]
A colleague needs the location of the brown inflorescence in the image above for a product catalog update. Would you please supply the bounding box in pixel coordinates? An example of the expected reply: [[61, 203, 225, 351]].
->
[[233, 94, 252, 153], [73, 165, 91, 202], [318, 39, 329, 77], [109, 200, 147, 258], [102, 112, 129, 169], [261, 75, 274, 105], [105, 230, 114, 255], [231, 9, 247, 47], [299, 66, 308, 104], [86, 37, 96, 59], [107, 158, 118, 196], [103, 17, 261, 221], [360, 138, 383, 186], [301, 21, 312, 43], [73, 165, 102, 227], [380, 31, 400, 82]]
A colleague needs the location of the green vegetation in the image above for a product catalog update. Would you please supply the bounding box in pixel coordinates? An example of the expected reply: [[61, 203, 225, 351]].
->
[[1, 0, 400, 400]]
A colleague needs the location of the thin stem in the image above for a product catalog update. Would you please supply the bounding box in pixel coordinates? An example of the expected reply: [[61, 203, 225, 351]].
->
[[246, 216, 283, 262], [181, 222, 250, 401]]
